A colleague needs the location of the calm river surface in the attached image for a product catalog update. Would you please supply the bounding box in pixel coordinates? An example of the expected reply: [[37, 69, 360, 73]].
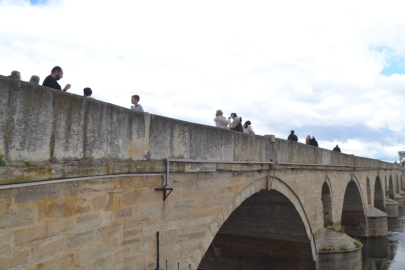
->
[[362, 207, 405, 270]]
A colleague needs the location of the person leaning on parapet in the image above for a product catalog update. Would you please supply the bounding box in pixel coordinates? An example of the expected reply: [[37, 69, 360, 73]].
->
[[305, 135, 311, 145], [8, 70, 21, 80], [42, 66, 71, 91], [131, 95, 144, 112], [213, 110, 230, 129], [311, 136, 319, 147], [287, 130, 298, 142], [29, 75, 40, 85], [83, 87, 95, 99], [228, 113, 243, 133], [243, 121, 255, 134], [333, 145, 341, 152]]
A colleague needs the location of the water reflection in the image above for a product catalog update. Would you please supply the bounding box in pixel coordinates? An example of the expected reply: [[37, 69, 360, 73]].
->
[[362, 208, 405, 270]]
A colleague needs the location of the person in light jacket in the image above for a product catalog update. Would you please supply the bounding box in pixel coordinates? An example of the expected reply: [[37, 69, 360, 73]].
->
[[213, 110, 230, 129], [228, 113, 243, 133], [305, 135, 311, 145], [243, 121, 255, 134]]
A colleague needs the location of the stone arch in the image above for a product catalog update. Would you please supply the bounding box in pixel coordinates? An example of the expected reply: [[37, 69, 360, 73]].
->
[[194, 177, 316, 270], [341, 178, 368, 237], [366, 177, 371, 205], [322, 180, 333, 226], [374, 176, 385, 212], [389, 176, 394, 199]]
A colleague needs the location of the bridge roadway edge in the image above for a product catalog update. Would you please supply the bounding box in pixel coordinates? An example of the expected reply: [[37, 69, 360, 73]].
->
[[1, 75, 405, 269]]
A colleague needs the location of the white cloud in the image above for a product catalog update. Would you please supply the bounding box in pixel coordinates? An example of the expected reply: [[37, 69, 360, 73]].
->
[[1, 0, 405, 160]]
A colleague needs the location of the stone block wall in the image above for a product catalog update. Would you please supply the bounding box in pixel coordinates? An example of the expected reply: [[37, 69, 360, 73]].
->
[[0, 75, 401, 186]]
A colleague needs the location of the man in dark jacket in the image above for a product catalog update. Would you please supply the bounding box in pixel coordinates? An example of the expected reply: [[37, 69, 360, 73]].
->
[[287, 130, 298, 142], [333, 145, 341, 152], [42, 66, 71, 91], [310, 136, 319, 147]]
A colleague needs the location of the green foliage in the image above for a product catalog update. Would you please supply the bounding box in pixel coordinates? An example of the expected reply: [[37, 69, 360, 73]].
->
[[353, 237, 362, 248], [320, 247, 332, 251], [246, 160, 253, 166], [0, 154, 5, 166], [24, 161, 31, 167], [338, 227, 345, 234], [324, 220, 334, 227], [260, 163, 264, 167], [340, 244, 348, 251], [335, 227, 345, 234]]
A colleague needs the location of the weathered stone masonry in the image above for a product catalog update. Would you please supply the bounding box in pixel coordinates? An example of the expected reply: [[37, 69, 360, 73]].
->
[[0, 75, 404, 270]]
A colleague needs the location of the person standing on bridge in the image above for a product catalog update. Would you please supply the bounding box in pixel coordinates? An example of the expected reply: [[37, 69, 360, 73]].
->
[[29, 75, 40, 85], [214, 110, 230, 128], [228, 113, 243, 132], [243, 121, 255, 134], [131, 95, 144, 112], [305, 135, 311, 145], [333, 145, 341, 152], [83, 87, 95, 99], [287, 130, 298, 142], [310, 136, 319, 147], [8, 70, 21, 80], [42, 66, 71, 91]]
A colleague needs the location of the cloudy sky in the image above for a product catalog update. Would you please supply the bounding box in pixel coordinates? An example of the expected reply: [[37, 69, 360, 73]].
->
[[1, 0, 404, 162]]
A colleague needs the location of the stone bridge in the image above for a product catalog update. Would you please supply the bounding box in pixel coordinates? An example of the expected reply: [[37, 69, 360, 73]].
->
[[0, 75, 404, 270]]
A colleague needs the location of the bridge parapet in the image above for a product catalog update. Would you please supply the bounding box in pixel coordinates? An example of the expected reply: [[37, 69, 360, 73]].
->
[[0, 75, 400, 185]]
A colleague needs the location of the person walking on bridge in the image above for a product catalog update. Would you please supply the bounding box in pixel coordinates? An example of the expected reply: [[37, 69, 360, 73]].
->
[[42, 66, 71, 91], [287, 130, 298, 142], [333, 145, 341, 152]]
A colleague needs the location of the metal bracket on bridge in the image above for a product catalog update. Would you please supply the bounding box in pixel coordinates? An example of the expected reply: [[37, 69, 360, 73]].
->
[[155, 159, 173, 201], [155, 186, 173, 201]]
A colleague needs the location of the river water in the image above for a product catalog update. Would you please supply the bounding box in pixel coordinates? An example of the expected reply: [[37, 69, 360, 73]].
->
[[362, 207, 405, 270]]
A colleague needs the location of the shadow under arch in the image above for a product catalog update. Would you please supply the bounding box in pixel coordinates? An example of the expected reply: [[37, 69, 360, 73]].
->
[[341, 176, 368, 237], [374, 176, 385, 212], [366, 177, 372, 205], [322, 178, 333, 226], [389, 175, 394, 199], [194, 177, 317, 270]]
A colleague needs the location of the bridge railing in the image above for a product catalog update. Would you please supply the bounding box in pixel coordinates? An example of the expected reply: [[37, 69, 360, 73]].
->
[[0, 75, 401, 185]]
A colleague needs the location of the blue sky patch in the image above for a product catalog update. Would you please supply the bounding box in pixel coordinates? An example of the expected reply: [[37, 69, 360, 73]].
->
[[29, 0, 47, 5], [381, 57, 405, 76]]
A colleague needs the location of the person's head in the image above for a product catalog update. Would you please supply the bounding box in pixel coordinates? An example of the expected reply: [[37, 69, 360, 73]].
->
[[10, 70, 21, 80], [336, 145, 339, 147], [216, 110, 223, 117], [131, 95, 140, 105], [51, 66, 63, 80], [243, 121, 251, 128], [83, 87, 92, 97], [29, 75, 40, 84], [290, 130, 295, 134], [231, 113, 237, 119]]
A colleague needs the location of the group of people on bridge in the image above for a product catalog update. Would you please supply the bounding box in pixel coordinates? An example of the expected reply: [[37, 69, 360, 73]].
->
[[7, 67, 343, 152]]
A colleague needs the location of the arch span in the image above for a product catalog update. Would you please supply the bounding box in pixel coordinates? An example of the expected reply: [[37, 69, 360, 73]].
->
[[322, 181, 333, 226], [374, 176, 385, 212], [341, 179, 368, 237], [366, 177, 371, 205], [389, 176, 394, 199], [194, 177, 316, 270]]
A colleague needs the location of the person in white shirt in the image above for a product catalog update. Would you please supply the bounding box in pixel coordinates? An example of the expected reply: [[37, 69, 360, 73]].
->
[[243, 121, 255, 134], [213, 110, 230, 129]]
